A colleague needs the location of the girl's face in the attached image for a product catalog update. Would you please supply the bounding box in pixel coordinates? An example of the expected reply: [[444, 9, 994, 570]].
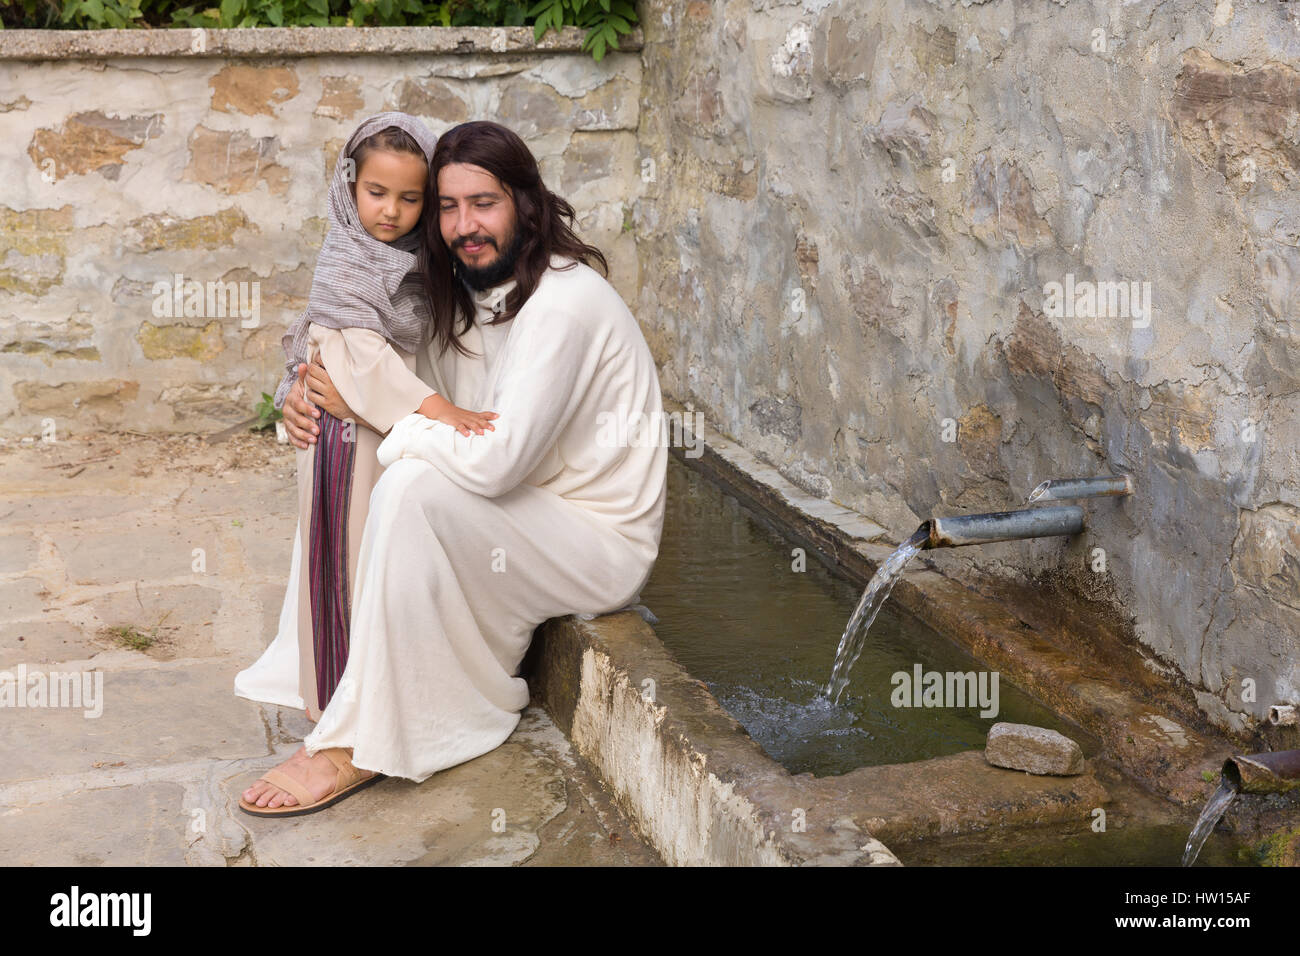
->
[[352, 148, 427, 242]]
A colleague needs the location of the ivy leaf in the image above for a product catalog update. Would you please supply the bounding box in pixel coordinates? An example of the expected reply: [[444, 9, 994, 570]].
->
[[530, 0, 562, 41], [584, 24, 608, 61]]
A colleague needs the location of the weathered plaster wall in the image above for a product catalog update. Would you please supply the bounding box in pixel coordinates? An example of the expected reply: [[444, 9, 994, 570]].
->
[[632, 0, 1299, 730], [0, 27, 639, 434]]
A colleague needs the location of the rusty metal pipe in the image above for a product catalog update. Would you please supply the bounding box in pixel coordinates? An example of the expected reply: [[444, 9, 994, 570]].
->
[[1027, 474, 1134, 502], [1269, 704, 1298, 727], [1221, 750, 1300, 794], [925, 505, 1085, 549]]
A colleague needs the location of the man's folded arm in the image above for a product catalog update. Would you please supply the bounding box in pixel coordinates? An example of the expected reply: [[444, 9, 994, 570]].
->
[[378, 309, 595, 497]]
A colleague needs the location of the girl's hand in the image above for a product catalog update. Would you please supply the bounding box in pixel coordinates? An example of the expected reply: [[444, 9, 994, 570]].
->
[[416, 393, 500, 437]]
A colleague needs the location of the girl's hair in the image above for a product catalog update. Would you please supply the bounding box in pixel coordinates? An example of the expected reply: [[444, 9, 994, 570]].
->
[[350, 125, 427, 171]]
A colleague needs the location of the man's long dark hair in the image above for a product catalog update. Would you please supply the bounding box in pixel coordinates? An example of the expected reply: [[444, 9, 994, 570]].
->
[[421, 121, 608, 359]]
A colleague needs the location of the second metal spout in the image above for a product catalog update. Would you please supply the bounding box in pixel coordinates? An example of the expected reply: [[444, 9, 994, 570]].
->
[[925, 505, 1085, 549], [1028, 474, 1134, 502]]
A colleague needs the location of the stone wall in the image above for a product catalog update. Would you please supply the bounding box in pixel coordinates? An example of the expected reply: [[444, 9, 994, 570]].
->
[[632, 0, 1299, 730], [0, 26, 640, 434]]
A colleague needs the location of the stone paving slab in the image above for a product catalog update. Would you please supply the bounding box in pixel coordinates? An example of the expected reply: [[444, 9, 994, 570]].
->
[[52, 521, 232, 586], [2, 619, 112, 669], [1, 659, 270, 780], [0, 430, 661, 866], [0, 533, 36, 574], [0, 578, 52, 632], [1, 782, 192, 867]]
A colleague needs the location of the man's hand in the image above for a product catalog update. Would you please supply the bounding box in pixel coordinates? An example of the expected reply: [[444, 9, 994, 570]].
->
[[282, 363, 319, 450], [305, 357, 358, 423]]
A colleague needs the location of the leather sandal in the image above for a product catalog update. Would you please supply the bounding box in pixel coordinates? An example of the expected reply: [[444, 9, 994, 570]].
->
[[238, 748, 383, 818]]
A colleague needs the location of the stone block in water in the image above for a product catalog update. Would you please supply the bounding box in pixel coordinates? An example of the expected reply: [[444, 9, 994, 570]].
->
[[984, 722, 1085, 776]]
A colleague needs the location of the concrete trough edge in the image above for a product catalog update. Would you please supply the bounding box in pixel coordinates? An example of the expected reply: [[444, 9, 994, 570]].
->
[[524, 585, 1112, 863], [525, 611, 902, 866]]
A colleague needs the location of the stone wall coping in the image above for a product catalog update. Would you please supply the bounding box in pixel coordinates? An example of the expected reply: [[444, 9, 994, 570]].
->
[[0, 25, 643, 60]]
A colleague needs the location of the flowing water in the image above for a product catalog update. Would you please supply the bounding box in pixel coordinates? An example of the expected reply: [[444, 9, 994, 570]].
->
[[639, 459, 1080, 776], [1182, 778, 1239, 867], [821, 525, 929, 705]]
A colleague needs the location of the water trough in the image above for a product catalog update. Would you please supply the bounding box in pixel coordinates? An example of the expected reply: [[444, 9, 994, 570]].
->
[[524, 400, 1281, 865]]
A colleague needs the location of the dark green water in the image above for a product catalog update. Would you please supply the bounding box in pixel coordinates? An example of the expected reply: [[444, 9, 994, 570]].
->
[[896, 820, 1253, 867], [639, 456, 1253, 866], [641, 456, 1086, 778]]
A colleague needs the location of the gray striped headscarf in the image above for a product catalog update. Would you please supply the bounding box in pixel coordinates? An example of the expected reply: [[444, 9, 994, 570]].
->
[[273, 111, 438, 409]]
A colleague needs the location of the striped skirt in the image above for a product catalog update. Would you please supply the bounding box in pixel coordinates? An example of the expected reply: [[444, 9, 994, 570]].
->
[[308, 409, 355, 711]]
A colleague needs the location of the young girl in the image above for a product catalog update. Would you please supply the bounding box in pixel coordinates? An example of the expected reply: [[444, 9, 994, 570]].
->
[[246, 111, 497, 725]]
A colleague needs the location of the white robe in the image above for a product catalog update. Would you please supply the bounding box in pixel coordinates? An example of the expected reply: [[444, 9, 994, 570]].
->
[[234, 256, 667, 782]]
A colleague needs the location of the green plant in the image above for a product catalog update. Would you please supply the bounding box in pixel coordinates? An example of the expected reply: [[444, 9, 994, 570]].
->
[[252, 390, 282, 432], [109, 610, 172, 651], [1, 0, 639, 62], [111, 625, 155, 650], [528, 0, 635, 60], [1201, 769, 1219, 783]]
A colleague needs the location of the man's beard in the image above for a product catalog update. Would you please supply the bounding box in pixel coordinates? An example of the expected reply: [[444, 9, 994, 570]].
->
[[452, 231, 524, 292]]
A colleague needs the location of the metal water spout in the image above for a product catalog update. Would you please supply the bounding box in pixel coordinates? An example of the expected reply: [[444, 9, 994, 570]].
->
[[1028, 474, 1134, 502], [921, 473, 1134, 549], [1219, 704, 1300, 795], [1221, 751, 1300, 795], [924, 505, 1084, 548]]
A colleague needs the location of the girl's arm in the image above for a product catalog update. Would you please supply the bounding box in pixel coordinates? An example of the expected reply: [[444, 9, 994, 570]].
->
[[306, 345, 497, 437], [309, 324, 437, 435]]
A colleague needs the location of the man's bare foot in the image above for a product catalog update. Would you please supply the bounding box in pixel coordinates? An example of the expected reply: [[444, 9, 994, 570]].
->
[[240, 747, 374, 810], [241, 745, 309, 806]]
